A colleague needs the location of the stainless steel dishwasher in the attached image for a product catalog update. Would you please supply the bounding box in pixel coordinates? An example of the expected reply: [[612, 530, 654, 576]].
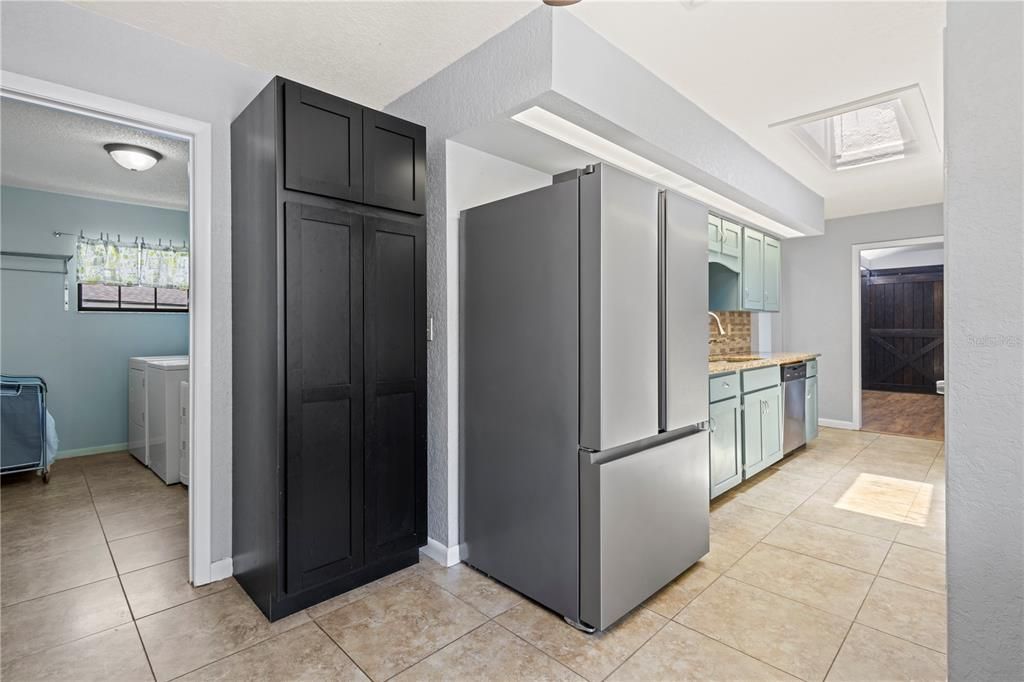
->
[[781, 361, 807, 454]]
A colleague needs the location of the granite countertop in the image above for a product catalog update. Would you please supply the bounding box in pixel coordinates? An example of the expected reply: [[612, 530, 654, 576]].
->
[[708, 352, 820, 376]]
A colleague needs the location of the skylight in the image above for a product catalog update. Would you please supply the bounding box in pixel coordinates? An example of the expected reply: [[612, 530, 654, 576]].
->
[[794, 98, 916, 171], [771, 85, 938, 173]]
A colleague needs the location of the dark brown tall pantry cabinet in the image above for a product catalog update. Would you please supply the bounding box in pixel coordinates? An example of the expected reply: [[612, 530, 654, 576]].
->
[[231, 77, 427, 620]]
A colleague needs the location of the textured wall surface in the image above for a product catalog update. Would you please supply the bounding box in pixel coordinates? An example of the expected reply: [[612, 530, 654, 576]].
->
[[708, 311, 752, 358], [386, 10, 555, 544], [945, 3, 1024, 678], [1, 186, 189, 453], [1, 1, 270, 561], [778, 204, 943, 424]]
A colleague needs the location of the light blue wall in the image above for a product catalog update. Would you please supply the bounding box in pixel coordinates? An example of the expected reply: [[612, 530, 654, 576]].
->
[[1, 186, 189, 455]]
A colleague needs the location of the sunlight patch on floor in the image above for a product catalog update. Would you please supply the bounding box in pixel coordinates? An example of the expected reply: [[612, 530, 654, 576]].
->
[[834, 473, 933, 525]]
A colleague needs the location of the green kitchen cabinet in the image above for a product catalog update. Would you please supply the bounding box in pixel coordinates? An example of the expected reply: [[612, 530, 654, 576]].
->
[[720, 218, 742, 259], [763, 235, 780, 312], [742, 384, 783, 477], [805, 375, 819, 442], [709, 395, 743, 498], [709, 216, 782, 314], [741, 228, 764, 310], [708, 214, 722, 253]]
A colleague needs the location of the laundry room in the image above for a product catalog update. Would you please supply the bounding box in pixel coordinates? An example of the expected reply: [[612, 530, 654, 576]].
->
[[1, 95, 193, 582]]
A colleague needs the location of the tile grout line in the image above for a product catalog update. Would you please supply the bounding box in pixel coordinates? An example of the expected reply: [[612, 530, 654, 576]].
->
[[601, 608, 673, 681], [81, 458, 159, 682], [489, 618, 587, 679], [674, 622, 809, 680], [309, 618, 376, 681], [821, 542, 894, 680]]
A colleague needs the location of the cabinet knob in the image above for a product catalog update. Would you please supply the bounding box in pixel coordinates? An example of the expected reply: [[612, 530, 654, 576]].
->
[[723, 382, 730, 388]]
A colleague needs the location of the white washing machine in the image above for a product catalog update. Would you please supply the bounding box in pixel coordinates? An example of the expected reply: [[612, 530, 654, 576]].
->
[[146, 357, 189, 484], [128, 356, 185, 465]]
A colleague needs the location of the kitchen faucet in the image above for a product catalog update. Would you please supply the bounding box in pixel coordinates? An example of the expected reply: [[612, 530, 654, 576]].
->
[[708, 311, 726, 335]]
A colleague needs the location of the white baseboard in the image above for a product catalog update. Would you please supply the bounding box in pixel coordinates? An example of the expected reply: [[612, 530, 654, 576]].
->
[[57, 443, 128, 459], [421, 537, 461, 567], [819, 419, 857, 430], [209, 557, 233, 582]]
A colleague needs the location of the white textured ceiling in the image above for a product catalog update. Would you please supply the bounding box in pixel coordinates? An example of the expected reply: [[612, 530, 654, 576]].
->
[[567, 1, 946, 219], [73, 1, 944, 219], [74, 1, 537, 110], [1, 97, 189, 209]]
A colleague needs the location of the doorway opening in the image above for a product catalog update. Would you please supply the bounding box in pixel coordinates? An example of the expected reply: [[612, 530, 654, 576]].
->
[[851, 237, 945, 439], [1, 71, 216, 587]]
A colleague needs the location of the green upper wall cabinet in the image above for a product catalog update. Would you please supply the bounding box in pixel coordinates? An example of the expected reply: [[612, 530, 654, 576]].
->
[[708, 214, 722, 253], [708, 216, 782, 314], [763, 235, 780, 312], [720, 219, 742, 259], [708, 214, 742, 270], [741, 228, 764, 310]]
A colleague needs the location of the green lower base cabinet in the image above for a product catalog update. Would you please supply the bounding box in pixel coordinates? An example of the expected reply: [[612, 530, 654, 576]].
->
[[742, 384, 783, 477], [707, 368, 787, 499], [709, 396, 742, 498], [806, 375, 819, 442]]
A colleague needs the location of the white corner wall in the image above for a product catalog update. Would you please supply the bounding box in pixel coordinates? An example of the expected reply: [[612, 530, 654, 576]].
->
[[779, 204, 943, 425], [945, 2, 1024, 678], [434, 142, 551, 561]]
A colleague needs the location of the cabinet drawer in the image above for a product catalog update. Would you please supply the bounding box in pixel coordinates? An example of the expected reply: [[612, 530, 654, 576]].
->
[[742, 365, 779, 393], [709, 373, 739, 403], [806, 359, 817, 378]]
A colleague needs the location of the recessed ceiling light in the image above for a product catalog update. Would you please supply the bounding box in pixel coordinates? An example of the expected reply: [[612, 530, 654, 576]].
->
[[103, 143, 162, 172], [512, 106, 806, 238], [771, 85, 937, 172]]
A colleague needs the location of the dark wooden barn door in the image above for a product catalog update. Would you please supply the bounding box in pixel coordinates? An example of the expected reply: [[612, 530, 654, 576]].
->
[[861, 265, 944, 393]]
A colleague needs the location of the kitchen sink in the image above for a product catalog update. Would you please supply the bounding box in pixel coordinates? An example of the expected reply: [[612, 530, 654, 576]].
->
[[713, 355, 764, 363]]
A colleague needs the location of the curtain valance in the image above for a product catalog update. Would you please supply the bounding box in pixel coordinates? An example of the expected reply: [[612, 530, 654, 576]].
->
[[76, 236, 189, 289]]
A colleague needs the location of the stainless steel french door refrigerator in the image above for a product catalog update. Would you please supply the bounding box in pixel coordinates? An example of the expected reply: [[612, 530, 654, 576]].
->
[[461, 163, 710, 631]]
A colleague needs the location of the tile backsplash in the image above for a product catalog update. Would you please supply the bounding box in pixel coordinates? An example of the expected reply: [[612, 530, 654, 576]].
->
[[708, 311, 752, 357]]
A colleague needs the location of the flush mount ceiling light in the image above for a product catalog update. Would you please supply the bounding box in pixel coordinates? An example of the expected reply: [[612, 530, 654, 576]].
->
[[512, 106, 806, 238], [543, 0, 581, 5], [103, 143, 162, 172], [771, 85, 937, 172]]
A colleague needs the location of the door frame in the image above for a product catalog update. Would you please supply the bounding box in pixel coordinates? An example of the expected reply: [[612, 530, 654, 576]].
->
[[1, 70, 219, 585], [850, 235, 944, 429]]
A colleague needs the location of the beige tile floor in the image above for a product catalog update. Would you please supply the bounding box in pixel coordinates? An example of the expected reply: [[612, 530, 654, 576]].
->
[[0, 429, 947, 681]]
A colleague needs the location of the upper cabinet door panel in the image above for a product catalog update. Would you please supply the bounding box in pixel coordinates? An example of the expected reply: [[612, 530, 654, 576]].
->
[[720, 220, 742, 259], [763, 235, 781, 312], [707, 214, 722, 254], [742, 228, 764, 310], [363, 111, 426, 215], [284, 82, 364, 202]]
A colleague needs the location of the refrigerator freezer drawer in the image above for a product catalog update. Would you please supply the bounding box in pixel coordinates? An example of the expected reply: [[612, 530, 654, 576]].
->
[[579, 429, 710, 630]]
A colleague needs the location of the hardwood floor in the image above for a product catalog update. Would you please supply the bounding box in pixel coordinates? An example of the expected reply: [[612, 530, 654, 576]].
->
[[862, 390, 945, 440]]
